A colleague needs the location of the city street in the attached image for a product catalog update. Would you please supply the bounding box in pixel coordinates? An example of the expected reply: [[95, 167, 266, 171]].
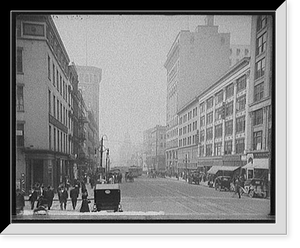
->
[[15, 175, 272, 221]]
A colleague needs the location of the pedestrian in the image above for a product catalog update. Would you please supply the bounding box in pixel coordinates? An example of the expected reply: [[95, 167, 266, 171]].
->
[[233, 177, 242, 198], [58, 186, 68, 210], [44, 185, 54, 210], [16, 188, 25, 214], [79, 189, 90, 212], [70, 185, 79, 210], [28, 188, 38, 210]]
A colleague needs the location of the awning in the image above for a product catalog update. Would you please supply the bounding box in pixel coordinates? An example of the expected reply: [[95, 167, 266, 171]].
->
[[207, 165, 240, 174], [242, 158, 269, 170]]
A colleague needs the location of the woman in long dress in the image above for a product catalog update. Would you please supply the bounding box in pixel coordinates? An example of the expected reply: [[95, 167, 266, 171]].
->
[[79, 189, 90, 212]]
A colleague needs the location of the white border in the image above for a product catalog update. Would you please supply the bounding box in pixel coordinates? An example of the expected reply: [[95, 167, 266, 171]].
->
[[3, 3, 287, 235]]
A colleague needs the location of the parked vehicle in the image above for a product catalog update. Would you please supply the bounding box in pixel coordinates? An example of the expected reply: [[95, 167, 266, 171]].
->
[[214, 176, 231, 191], [93, 184, 122, 212], [125, 172, 134, 182], [243, 178, 268, 198]]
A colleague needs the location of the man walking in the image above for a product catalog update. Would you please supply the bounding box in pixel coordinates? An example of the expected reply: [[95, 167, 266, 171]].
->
[[58, 186, 68, 210], [233, 177, 242, 198], [70, 185, 79, 210]]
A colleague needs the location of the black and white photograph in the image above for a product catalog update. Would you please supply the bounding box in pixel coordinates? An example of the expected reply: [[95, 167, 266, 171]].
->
[[5, 4, 289, 237]]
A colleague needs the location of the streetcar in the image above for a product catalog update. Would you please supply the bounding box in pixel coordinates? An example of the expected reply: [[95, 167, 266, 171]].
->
[[128, 166, 142, 177]]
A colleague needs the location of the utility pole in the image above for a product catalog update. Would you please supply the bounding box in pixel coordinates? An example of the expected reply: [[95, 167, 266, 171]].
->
[[99, 136, 103, 168]]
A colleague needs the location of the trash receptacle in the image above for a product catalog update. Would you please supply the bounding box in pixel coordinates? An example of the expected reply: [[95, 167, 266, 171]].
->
[[93, 183, 121, 212]]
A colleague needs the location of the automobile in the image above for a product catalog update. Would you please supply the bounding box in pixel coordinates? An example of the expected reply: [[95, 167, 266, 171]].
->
[[214, 176, 231, 191], [243, 178, 268, 198], [188, 172, 201, 185], [125, 172, 134, 182], [93, 183, 123, 212]]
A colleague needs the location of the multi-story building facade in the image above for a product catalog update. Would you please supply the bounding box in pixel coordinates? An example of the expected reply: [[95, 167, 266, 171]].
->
[[230, 44, 251, 67], [150, 125, 166, 171], [197, 57, 251, 174], [16, 15, 75, 192], [177, 98, 199, 175], [244, 15, 273, 180], [76, 65, 102, 128], [164, 15, 231, 175]]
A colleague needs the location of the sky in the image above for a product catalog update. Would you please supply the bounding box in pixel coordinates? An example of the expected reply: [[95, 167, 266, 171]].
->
[[53, 14, 251, 162]]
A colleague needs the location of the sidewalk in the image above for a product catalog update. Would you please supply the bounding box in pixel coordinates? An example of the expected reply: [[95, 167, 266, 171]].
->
[[24, 183, 95, 201]]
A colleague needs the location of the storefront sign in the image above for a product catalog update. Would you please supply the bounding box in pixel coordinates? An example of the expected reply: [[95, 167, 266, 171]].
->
[[253, 152, 269, 159]]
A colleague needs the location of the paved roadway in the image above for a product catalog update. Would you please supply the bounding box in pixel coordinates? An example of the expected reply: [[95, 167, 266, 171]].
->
[[120, 175, 271, 220], [14, 175, 273, 221]]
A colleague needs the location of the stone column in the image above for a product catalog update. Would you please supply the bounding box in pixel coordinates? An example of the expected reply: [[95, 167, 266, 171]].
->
[[232, 80, 238, 154]]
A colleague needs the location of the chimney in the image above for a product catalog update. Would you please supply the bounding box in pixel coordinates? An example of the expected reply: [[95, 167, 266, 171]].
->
[[205, 15, 214, 26]]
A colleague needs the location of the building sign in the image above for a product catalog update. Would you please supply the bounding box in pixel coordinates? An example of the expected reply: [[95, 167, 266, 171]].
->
[[253, 152, 269, 159]]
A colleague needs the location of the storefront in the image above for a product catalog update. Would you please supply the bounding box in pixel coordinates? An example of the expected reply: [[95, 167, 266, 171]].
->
[[242, 158, 269, 180]]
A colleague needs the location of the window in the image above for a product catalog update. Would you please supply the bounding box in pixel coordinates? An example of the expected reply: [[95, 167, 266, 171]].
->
[[23, 22, 45, 37], [49, 125, 52, 150], [48, 55, 51, 80], [236, 116, 245, 133], [237, 75, 246, 92], [200, 130, 205, 142], [215, 107, 223, 121], [224, 140, 232, 155], [199, 145, 204, 157], [236, 138, 245, 154], [16, 123, 24, 147], [215, 90, 223, 104], [199, 102, 205, 113], [236, 95, 246, 112], [214, 142, 222, 156], [236, 48, 240, 56], [253, 131, 262, 150], [56, 70, 59, 90], [255, 58, 266, 79], [57, 100, 59, 120], [53, 64, 55, 86], [257, 15, 267, 32], [225, 101, 233, 117], [179, 117, 182, 125], [16, 85, 24, 111], [245, 49, 249, 56], [183, 126, 187, 134], [53, 127, 56, 151], [60, 76, 62, 95], [207, 112, 213, 125], [253, 109, 263, 126], [200, 116, 205, 127], [193, 121, 197, 131], [226, 84, 234, 99], [53, 95, 56, 118], [206, 144, 212, 156], [256, 32, 267, 55], [193, 107, 197, 117], [17, 47, 23, 73], [48, 90, 51, 114], [207, 97, 213, 110], [225, 120, 233, 136], [254, 82, 264, 102], [206, 127, 213, 140], [179, 128, 182, 136], [215, 124, 223, 138]]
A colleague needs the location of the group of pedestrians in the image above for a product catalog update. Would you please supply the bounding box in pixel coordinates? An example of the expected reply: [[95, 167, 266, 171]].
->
[[26, 181, 92, 213]]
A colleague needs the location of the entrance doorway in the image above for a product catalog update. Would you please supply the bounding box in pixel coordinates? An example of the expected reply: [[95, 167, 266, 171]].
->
[[32, 159, 44, 186]]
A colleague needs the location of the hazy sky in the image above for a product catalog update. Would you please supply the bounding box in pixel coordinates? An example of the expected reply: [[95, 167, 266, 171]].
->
[[53, 14, 251, 162]]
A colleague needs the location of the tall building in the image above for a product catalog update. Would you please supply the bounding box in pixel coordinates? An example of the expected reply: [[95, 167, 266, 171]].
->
[[16, 15, 75, 192], [196, 58, 250, 175], [244, 15, 273, 180], [164, 15, 231, 175], [76, 65, 102, 129], [230, 44, 251, 67], [150, 125, 167, 171]]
